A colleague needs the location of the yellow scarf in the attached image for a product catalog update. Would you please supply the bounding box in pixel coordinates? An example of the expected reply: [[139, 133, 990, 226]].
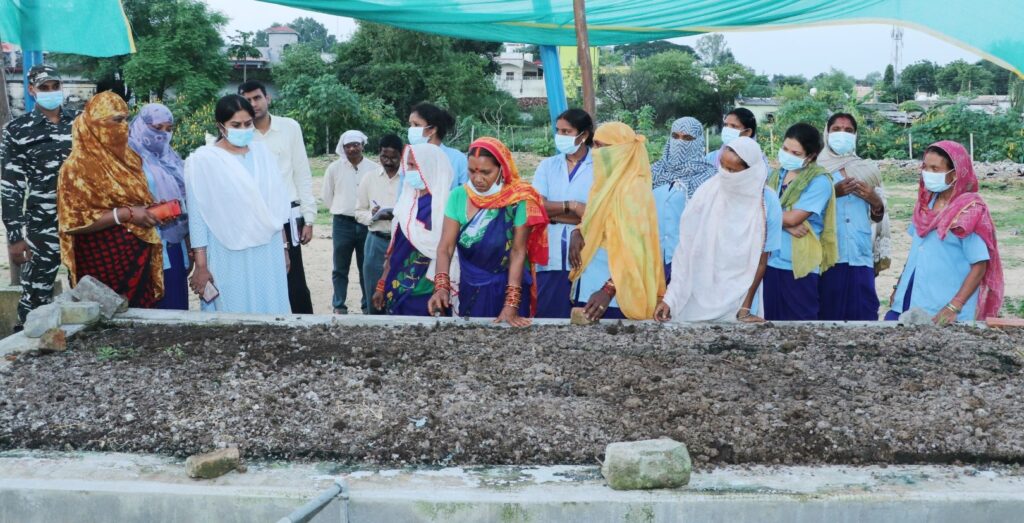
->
[[766, 163, 838, 279], [58, 91, 162, 293], [570, 122, 664, 319]]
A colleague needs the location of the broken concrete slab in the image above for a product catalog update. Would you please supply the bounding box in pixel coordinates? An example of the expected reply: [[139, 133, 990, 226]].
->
[[23, 304, 61, 338], [59, 301, 101, 325], [69, 276, 127, 319]]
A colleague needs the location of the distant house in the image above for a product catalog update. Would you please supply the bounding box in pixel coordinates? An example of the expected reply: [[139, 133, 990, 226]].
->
[[2, 42, 18, 70], [227, 25, 299, 71], [493, 48, 546, 105], [735, 97, 780, 123]]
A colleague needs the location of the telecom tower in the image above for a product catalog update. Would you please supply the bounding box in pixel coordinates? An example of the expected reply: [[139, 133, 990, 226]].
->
[[891, 26, 904, 84]]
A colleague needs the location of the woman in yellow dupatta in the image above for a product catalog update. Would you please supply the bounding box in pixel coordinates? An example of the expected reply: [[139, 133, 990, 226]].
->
[[58, 91, 164, 307], [568, 122, 664, 320]]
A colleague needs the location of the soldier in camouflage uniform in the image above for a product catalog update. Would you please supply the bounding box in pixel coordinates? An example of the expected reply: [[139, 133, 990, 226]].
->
[[0, 65, 77, 327]]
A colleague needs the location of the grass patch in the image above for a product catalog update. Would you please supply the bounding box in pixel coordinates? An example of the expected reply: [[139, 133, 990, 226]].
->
[[96, 346, 134, 362], [1001, 297, 1024, 318]]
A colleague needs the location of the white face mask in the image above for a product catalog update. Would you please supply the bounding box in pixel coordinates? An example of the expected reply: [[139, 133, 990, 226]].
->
[[405, 169, 426, 190], [468, 175, 503, 197], [921, 169, 953, 193], [408, 126, 430, 146], [554, 133, 582, 155]]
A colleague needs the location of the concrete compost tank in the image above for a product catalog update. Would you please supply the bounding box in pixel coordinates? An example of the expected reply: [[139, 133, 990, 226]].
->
[[1, 309, 1023, 522]]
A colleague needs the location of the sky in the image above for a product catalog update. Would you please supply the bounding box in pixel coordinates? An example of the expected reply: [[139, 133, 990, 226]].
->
[[204, 0, 985, 79]]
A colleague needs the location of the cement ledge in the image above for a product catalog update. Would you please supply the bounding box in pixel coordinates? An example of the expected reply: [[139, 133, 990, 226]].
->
[[112, 308, 978, 330], [1, 451, 1022, 523]]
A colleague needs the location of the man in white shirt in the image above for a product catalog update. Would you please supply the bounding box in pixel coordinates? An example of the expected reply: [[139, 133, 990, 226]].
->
[[239, 81, 315, 314], [354, 134, 402, 315], [322, 130, 379, 314]]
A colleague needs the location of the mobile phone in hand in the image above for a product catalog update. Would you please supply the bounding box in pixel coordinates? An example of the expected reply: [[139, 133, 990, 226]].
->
[[148, 199, 182, 222], [202, 281, 220, 303]]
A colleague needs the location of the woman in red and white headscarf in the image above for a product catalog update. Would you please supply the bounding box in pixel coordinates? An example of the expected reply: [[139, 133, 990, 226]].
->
[[886, 140, 1003, 324]]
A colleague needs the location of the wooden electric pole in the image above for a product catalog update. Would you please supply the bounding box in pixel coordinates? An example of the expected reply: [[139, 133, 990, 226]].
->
[[572, 0, 596, 117]]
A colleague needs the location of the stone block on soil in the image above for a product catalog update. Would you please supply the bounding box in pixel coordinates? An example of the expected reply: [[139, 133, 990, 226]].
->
[[571, 307, 597, 326], [60, 301, 101, 325], [601, 439, 691, 490], [185, 447, 240, 479], [38, 328, 66, 353], [23, 304, 61, 338], [69, 276, 127, 319], [899, 307, 932, 326]]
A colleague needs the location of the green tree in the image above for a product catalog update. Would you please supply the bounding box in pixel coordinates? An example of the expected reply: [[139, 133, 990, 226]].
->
[[900, 61, 938, 94], [695, 33, 734, 66], [119, 0, 228, 100], [333, 22, 516, 126], [744, 74, 774, 98], [290, 17, 338, 53], [707, 62, 753, 120], [273, 47, 401, 154], [771, 74, 808, 89], [227, 30, 262, 82], [935, 60, 994, 95], [616, 41, 696, 62], [773, 98, 829, 138], [811, 68, 856, 95], [976, 60, 1012, 95], [600, 51, 716, 124]]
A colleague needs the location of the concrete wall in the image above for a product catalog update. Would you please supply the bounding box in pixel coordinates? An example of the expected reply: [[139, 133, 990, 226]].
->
[[2, 452, 1023, 523]]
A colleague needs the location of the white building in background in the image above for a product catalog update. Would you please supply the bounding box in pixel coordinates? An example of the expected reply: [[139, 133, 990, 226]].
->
[[493, 46, 547, 102], [263, 25, 299, 64]]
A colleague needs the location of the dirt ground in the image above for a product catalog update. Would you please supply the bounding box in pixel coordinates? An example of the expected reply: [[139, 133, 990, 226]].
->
[[2, 323, 1023, 468]]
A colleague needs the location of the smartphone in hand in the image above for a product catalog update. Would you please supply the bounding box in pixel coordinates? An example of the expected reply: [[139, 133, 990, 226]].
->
[[148, 199, 183, 222], [202, 281, 220, 303]]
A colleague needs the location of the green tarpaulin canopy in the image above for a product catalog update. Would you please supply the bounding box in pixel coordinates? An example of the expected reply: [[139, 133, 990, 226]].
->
[[0, 0, 135, 57], [260, 0, 1024, 77]]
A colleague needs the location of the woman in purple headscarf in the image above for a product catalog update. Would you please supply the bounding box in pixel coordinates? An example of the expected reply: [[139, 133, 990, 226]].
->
[[128, 103, 190, 310]]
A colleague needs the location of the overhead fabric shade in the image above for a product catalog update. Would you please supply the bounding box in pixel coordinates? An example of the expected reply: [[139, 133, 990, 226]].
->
[[0, 0, 135, 57], [261, 0, 1024, 77]]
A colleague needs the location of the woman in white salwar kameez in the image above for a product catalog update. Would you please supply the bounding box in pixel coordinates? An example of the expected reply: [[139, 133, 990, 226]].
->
[[185, 95, 291, 314], [655, 137, 783, 323]]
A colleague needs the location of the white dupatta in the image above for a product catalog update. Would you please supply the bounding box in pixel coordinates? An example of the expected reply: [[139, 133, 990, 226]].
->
[[185, 142, 291, 251], [391, 143, 459, 285], [664, 137, 768, 322]]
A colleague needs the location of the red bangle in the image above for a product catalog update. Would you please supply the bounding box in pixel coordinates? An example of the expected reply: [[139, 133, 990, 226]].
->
[[127, 207, 135, 224], [504, 285, 522, 309], [434, 272, 452, 292], [375, 279, 385, 293], [601, 281, 616, 298]]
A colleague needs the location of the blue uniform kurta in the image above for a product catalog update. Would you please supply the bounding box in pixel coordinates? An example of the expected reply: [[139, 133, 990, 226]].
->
[[888, 209, 990, 322], [186, 151, 291, 314], [818, 170, 879, 321], [532, 151, 595, 318], [764, 170, 833, 321]]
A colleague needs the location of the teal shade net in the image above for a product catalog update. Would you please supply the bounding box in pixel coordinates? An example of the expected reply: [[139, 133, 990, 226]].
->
[[0, 0, 135, 57], [260, 0, 1024, 76]]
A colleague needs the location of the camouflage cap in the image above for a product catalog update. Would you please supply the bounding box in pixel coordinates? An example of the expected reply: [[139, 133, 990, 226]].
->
[[28, 64, 61, 87]]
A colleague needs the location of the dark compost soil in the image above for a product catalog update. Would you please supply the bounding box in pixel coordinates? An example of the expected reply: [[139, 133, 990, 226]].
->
[[1, 322, 1023, 467]]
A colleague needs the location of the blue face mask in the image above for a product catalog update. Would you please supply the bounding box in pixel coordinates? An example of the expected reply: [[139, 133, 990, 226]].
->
[[554, 134, 581, 155], [922, 169, 953, 193], [828, 132, 857, 156], [34, 91, 64, 111], [777, 149, 807, 172], [405, 169, 426, 191], [225, 127, 255, 148], [721, 126, 742, 145], [407, 127, 429, 146]]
